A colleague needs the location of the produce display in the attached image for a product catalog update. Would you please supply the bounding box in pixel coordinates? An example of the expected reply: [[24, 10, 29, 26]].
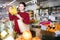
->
[[0, 18, 15, 40], [16, 30, 41, 40]]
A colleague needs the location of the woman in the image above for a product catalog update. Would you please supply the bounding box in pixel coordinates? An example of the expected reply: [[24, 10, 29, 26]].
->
[[9, 2, 30, 34]]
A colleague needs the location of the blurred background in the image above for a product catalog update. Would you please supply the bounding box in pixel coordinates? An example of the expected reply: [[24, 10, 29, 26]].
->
[[0, 0, 60, 40]]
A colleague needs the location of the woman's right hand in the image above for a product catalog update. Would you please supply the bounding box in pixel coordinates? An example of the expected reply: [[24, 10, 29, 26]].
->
[[5, 5, 12, 12]]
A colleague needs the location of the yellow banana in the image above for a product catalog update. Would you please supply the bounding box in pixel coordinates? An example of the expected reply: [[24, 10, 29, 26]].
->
[[9, 5, 17, 15]]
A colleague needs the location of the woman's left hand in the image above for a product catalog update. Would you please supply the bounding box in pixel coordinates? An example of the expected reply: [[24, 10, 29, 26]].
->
[[16, 14, 23, 20]]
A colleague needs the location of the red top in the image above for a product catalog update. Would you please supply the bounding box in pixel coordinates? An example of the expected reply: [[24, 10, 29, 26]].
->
[[9, 12, 30, 34]]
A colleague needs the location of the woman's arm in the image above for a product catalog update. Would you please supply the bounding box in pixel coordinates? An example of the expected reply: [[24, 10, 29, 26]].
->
[[9, 13, 14, 21], [16, 14, 23, 20], [23, 13, 30, 25]]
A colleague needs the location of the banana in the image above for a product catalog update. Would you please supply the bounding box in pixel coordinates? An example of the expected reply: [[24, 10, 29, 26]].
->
[[9, 5, 17, 15]]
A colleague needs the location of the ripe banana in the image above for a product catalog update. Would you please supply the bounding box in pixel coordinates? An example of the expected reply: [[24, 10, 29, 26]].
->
[[9, 5, 17, 15]]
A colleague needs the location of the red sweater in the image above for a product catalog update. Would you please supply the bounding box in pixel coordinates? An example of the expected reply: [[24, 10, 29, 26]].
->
[[9, 12, 30, 34]]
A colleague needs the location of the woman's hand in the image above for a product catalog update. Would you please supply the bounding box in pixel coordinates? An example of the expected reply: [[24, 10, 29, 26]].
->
[[16, 14, 23, 20]]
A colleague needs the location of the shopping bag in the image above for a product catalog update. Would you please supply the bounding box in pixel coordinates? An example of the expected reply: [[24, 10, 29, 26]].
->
[[17, 19, 30, 33]]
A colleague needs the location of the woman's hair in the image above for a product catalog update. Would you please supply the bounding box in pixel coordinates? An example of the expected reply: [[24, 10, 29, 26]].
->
[[19, 2, 26, 7]]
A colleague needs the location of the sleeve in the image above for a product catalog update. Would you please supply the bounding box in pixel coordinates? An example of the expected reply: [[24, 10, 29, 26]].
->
[[23, 13, 30, 25], [8, 13, 14, 21]]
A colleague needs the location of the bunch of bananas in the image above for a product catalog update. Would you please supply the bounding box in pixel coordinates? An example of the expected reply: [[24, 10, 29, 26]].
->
[[9, 5, 17, 15]]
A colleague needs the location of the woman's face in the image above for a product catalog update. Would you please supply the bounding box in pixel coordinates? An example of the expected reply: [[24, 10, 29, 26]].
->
[[19, 4, 25, 11]]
